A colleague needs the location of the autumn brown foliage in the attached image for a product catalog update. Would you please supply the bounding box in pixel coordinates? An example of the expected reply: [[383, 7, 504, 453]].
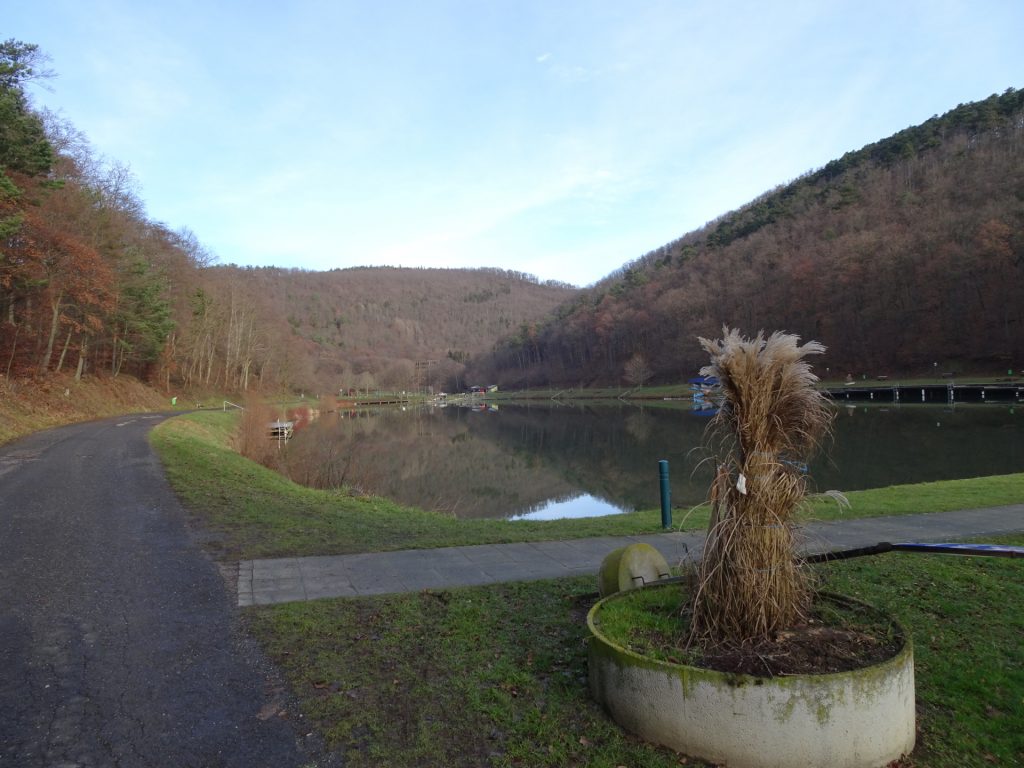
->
[[205, 265, 576, 394], [235, 395, 282, 468]]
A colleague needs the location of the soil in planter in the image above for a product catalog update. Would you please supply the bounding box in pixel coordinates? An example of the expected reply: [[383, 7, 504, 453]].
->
[[594, 584, 904, 677]]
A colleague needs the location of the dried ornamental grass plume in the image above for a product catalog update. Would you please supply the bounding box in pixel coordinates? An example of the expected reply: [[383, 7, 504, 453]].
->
[[689, 327, 833, 647]]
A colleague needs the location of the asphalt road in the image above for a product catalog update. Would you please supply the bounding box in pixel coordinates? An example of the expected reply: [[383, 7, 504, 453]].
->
[[0, 414, 305, 767]]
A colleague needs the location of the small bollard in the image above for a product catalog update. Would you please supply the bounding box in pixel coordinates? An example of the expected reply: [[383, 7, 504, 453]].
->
[[659, 459, 672, 529]]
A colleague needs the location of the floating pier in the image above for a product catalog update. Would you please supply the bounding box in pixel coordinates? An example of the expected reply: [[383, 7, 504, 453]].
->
[[268, 420, 294, 439], [825, 383, 1023, 404]]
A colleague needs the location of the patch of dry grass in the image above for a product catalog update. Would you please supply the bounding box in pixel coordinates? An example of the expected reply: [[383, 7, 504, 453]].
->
[[235, 394, 284, 468], [0, 372, 172, 445]]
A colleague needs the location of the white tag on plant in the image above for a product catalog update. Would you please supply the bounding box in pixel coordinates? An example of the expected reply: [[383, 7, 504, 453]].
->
[[736, 473, 748, 495]]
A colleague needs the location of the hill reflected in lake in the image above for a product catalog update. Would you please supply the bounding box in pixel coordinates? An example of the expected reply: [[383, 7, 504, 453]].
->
[[282, 403, 1023, 520]]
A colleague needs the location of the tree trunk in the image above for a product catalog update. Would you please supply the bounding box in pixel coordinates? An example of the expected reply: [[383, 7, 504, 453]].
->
[[37, 289, 64, 376], [5, 322, 21, 378], [56, 325, 74, 373], [112, 321, 128, 377], [75, 335, 88, 382]]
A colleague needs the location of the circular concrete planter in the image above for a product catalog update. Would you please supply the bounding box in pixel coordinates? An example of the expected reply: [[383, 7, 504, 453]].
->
[[588, 587, 915, 768]]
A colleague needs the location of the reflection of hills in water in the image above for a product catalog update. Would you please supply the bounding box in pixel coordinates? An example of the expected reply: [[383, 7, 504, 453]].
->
[[821, 404, 1024, 490], [282, 403, 1023, 520], [283, 407, 586, 518], [462, 403, 711, 512]]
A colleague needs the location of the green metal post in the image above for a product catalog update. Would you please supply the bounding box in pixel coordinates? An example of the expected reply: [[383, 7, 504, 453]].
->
[[659, 459, 672, 529]]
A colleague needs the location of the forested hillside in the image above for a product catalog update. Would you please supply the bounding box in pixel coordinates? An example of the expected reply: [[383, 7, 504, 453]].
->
[[205, 265, 575, 392], [1, 40, 195, 387], [0, 41, 573, 396], [468, 89, 1024, 388]]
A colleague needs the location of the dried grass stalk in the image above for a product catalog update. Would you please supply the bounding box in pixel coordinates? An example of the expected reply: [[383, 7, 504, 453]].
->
[[236, 394, 281, 469], [689, 328, 833, 647]]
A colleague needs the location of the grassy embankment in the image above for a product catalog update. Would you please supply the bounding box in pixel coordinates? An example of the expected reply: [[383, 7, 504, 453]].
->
[[0, 372, 175, 445], [250, 534, 1024, 767], [150, 409, 1024, 560]]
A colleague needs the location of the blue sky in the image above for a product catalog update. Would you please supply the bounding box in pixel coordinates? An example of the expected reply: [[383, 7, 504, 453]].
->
[[8, 1, 1023, 286]]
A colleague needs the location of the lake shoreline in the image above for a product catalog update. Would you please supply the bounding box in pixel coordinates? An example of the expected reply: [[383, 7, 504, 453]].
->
[[150, 411, 1024, 561]]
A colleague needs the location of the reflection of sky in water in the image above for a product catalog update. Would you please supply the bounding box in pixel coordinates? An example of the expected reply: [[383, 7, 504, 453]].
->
[[510, 494, 630, 521]]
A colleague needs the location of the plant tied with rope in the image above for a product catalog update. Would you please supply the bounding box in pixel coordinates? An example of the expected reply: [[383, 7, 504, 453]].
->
[[690, 328, 834, 647]]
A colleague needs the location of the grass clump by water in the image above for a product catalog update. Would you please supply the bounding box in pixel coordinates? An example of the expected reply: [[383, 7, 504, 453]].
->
[[249, 534, 1024, 768]]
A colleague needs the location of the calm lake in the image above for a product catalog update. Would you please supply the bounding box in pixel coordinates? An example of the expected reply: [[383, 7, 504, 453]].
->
[[286, 402, 1023, 520]]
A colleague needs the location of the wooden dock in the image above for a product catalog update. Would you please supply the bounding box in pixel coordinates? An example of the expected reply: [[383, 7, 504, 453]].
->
[[825, 383, 1023, 404], [268, 421, 294, 439]]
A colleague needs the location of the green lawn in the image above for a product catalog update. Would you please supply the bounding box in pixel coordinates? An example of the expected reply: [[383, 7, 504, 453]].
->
[[150, 410, 1024, 561], [249, 534, 1024, 767]]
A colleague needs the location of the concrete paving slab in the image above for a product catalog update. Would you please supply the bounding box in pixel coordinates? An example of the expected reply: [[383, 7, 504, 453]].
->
[[346, 569, 407, 590], [560, 536, 635, 555], [351, 579, 417, 596], [529, 540, 605, 568], [429, 562, 495, 580], [303, 585, 360, 606], [295, 556, 350, 576], [253, 556, 305, 569], [457, 543, 527, 565], [397, 571, 455, 591], [252, 564, 304, 583], [251, 576, 305, 592], [484, 541, 559, 562], [479, 561, 571, 581], [304, 581, 360, 600], [252, 585, 306, 605], [401, 568, 498, 591]]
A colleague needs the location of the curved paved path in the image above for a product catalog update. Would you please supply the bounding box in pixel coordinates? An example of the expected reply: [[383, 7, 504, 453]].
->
[[241, 505, 1024, 605], [0, 415, 304, 768]]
